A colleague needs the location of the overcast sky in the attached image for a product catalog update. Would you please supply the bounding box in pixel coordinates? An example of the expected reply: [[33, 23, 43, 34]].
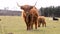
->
[[0, 0, 60, 11]]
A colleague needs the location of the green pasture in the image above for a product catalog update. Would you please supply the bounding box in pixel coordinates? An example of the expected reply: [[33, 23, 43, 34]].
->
[[0, 16, 60, 34]]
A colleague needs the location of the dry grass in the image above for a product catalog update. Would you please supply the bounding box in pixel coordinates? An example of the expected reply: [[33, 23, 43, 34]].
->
[[0, 16, 60, 34]]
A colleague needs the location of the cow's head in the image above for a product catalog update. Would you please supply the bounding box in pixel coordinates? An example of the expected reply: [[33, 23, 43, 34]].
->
[[17, 3, 34, 23], [20, 5, 33, 14], [17, 4, 33, 16], [20, 5, 33, 23], [17, 3, 33, 14], [17, 1, 37, 15]]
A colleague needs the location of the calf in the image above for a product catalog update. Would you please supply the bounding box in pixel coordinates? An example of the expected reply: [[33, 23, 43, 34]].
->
[[38, 16, 46, 27]]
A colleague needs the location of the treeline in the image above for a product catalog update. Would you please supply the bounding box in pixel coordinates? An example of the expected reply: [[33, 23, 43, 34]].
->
[[39, 6, 60, 17]]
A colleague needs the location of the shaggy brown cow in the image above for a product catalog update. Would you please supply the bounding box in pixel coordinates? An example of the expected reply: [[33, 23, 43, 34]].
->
[[38, 16, 46, 27], [18, 5, 39, 30]]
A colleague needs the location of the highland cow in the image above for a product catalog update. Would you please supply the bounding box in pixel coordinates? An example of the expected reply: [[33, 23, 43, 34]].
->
[[38, 16, 46, 27], [17, 4, 39, 30]]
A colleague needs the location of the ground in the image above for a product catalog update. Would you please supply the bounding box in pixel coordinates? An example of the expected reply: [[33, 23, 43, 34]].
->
[[0, 16, 60, 34]]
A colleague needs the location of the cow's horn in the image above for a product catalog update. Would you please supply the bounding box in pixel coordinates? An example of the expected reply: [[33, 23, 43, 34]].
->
[[34, 1, 37, 7], [16, 2, 20, 7]]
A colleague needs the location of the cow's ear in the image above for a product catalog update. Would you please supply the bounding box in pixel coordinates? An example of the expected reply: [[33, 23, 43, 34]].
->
[[20, 6, 24, 10], [30, 6, 33, 9]]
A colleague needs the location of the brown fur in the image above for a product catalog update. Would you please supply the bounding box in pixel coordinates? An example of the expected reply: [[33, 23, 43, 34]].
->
[[38, 16, 46, 27], [21, 5, 39, 30]]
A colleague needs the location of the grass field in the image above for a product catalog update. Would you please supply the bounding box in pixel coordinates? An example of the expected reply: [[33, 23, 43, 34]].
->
[[0, 16, 60, 34]]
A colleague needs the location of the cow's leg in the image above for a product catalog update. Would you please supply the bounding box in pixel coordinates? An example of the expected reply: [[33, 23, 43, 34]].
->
[[38, 23, 41, 27], [35, 21, 37, 29], [31, 22, 33, 30], [25, 23, 28, 30], [44, 22, 46, 27], [42, 22, 44, 27], [25, 17, 31, 30], [38, 22, 40, 27], [30, 15, 33, 30], [25, 20, 30, 30], [38, 22, 41, 27], [28, 24, 31, 30], [24, 19, 29, 30], [26, 23, 31, 30], [29, 23, 31, 30]]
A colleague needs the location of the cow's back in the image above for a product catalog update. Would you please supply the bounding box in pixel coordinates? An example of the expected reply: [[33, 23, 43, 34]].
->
[[30, 7, 39, 17], [30, 7, 39, 23]]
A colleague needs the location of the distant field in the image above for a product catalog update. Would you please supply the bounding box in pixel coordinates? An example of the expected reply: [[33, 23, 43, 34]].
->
[[0, 16, 60, 34]]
